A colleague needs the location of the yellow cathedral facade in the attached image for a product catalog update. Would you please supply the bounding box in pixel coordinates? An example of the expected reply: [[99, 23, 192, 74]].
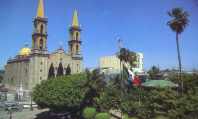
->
[[4, 0, 83, 91]]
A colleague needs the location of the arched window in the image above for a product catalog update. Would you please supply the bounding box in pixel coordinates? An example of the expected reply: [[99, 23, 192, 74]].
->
[[77, 64, 79, 72], [48, 63, 55, 78], [76, 45, 79, 54], [66, 64, 71, 75], [40, 24, 44, 33], [76, 32, 79, 40], [40, 39, 43, 49], [70, 44, 72, 52]]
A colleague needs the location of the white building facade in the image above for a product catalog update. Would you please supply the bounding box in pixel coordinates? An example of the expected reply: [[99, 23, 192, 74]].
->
[[99, 52, 144, 73]]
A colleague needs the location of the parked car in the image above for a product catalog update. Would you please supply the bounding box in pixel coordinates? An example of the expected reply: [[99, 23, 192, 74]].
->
[[23, 103, 38, 109], [4, 101, 23, 112], [0, 101, 6, 111]]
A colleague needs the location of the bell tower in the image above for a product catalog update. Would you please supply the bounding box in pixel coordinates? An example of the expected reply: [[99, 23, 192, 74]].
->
[[29, 0, 49, 89], [68, 10, 82, 56], [32, 0, 48, 54]]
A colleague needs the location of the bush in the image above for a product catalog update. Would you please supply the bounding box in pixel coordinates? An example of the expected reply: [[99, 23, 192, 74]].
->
[[95, 112, 110, 119], [129, 117, 139, 119], [123, 114, 129, 119], [83, 107, 97, 119], [154, 115, 170, 119], [123, 114, 139, 119]]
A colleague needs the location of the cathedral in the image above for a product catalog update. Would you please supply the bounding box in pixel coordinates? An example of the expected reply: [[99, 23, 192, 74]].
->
[[4, 0, 83, 91]]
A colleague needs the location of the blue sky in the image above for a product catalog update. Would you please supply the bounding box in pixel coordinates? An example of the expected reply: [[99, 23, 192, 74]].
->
[[0, 0, 198, 70]]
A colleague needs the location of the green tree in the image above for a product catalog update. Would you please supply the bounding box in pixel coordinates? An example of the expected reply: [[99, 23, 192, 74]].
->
[[0, 75, 3, 83], [167, 8, 189, 94], [0, 70, 4, 83], [95, 112, 110, 119], [32, 74, 87, 112], [147, 66, 160, 80], [83, 107, 97, 119], [48, 63, 55, 78], [57, 62, 64, 76], [117, 48, 137, 79], [82, 69, 107, 109]]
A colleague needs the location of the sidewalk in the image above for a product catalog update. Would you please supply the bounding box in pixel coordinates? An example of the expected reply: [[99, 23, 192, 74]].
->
[[0, 108, 48, 119]]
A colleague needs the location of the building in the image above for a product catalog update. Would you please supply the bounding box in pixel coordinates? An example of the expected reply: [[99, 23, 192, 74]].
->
[[99, 52, 144, 73], [4, 0, 83, 91]]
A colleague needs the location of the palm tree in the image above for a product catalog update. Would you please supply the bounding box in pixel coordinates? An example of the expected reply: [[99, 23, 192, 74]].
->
[[117, 48, 136, 80], [118, 48, 128, 80], [167, 8, 189, 94]]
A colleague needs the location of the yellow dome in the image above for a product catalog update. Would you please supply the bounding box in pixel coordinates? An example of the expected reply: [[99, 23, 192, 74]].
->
[[19, 47, 31, 56]]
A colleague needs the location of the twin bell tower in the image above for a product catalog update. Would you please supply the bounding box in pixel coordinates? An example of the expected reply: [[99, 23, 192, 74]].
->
[[32, 0, 82, 57]]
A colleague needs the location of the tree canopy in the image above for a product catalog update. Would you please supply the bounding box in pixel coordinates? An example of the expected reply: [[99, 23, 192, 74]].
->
[[147, 66, 160, 80], [167, 8, 189, 34], [117, 48, 137, 67], [33, 69, 198, 119], [32, 74, 87, 112]]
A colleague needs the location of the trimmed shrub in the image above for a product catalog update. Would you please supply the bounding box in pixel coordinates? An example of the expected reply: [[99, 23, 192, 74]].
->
[[154, 115, 169, 119], [129, 117, 139, 119], [123, 114, 129, 119], [95, 112, 110, 119], [83, 107, 97, 119]]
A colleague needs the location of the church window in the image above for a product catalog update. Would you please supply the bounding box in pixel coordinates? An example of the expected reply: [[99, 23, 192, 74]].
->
[[76, 32, 79, 40], [70, 45, 72, 52], [40, 24, 44, 33], [25, 68, 28, 74], [40, 77, 42, 80], [39, 39, 43, 50], [40, 69, 42, 72], [77, 64, 79, 72], [40, 62, 43, 65], [76, 45, 79, 54]]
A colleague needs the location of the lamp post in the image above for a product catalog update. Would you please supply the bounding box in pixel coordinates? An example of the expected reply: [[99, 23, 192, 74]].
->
[[117, 37, 124, 118], [7, 107, 13, 119], [30, 91, 33, 111]]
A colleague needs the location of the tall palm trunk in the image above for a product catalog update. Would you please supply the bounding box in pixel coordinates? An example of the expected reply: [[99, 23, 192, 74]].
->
[[120, 60, 122, 80], [176, 32, 183, 94]]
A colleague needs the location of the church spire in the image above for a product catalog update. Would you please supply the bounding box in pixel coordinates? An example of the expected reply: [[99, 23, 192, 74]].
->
[[37, 0, 44, 18], [32, 0, 48, 54], [72, 10, 79, 27], [69, 10, 82, 56]]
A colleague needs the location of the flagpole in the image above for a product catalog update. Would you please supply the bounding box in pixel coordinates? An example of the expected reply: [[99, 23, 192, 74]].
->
[[117, 37, 123, 119]]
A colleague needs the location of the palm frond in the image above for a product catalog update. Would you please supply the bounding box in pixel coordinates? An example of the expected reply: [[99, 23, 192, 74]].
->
[[167, 7, 189, 34]]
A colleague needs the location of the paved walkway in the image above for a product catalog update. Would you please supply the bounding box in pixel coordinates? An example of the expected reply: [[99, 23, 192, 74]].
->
[[0, 108, 48, 119]]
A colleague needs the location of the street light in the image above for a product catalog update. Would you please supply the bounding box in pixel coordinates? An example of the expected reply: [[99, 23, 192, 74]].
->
[[7, 107, 13, 119], [30, 91, 33, 111]]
